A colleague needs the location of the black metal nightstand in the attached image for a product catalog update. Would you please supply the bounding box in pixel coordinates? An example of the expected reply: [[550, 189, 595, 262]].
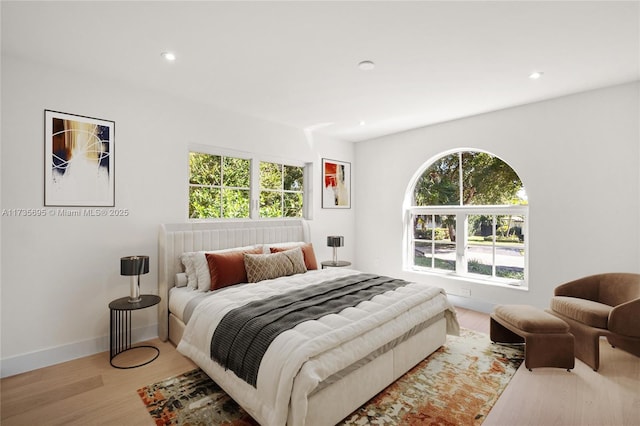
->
[[321, 260, 352, 269], [109, 294, 161, 369]]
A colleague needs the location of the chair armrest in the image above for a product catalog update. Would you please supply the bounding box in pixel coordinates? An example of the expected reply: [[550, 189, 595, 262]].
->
[[554, 275, 600, 300], [609, 298, 640, 338]]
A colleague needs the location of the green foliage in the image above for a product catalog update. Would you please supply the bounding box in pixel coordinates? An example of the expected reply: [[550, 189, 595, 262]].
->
[[259, 191, 283, 217], [467, 259, 524, 280], [223, 157, 250, 187], [190, 155, 304, 220], [414, 153, 459, 206], [284, 165, 304, 191], [259, 162, 304, 218], [189, 153, 250, 219], [414, 151, 527, 207], [414, 255, 455, 271], [414, 227, 450, 241], [468, 259, 492, 276], [189, 187, 221, 219], [260, 162, 281, 190], [462, 152, 522, 205], [497, 268, 524, 280], [222, 189, 250, 218], [189, 153, 220, 185], [283, 192, 303, 217]]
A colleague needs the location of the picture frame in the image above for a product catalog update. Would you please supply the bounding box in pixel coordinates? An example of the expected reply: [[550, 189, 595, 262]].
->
[[44, 110, 115, 206], [322, 158, 351, 209]]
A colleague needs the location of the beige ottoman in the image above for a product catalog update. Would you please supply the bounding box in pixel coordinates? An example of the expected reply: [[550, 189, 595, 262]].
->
[[490, 304, 575, 371]]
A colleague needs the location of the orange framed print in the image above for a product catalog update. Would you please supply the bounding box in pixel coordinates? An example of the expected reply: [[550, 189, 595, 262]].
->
[[322, 158, 350, 209]]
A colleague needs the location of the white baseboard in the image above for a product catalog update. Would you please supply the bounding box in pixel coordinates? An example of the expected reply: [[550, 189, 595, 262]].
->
[[0, 324, 158, 378], [447, 294, 494, 314]]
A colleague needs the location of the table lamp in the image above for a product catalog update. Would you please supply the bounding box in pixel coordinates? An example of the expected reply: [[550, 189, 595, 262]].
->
[[326, 236, 344, 265], [120, 255, 149, 303]]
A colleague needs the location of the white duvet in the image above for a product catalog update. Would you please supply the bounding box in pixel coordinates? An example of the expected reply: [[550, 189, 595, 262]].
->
[[177, 268, 459, 426]]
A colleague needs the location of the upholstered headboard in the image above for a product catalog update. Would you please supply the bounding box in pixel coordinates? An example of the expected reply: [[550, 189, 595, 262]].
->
[[158, 219, 310, 341]]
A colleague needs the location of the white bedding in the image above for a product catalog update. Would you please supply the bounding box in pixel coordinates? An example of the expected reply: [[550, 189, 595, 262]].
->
[[168, 286, 199, 321], [177, 268, 459, 426]]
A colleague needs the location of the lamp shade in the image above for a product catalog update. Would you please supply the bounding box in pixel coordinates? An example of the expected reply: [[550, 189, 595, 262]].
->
[[120, 255, 149, 303], [121, 256, 149, 276], [327, 236, 344, 247]]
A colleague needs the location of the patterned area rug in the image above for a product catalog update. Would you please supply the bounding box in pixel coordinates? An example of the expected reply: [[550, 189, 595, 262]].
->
[[138, 328, 523, 425]]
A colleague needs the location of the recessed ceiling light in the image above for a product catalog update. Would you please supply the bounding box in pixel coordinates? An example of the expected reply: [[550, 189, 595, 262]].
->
[[161, 52, 176, 62], [529, 71, 544, 80], [358, 60, 375, 71], [359, 120, 366, 126]]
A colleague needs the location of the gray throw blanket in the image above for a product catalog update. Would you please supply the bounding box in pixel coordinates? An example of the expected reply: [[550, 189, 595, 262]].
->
[[210, 273, 411, 387]]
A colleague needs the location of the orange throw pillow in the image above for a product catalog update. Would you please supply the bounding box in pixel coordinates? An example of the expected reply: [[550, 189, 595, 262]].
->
[[205, 247, 263, 290], [270, 243, 318, 270]]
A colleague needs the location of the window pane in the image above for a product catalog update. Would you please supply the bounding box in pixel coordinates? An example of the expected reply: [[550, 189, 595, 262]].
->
[[433, 214, 456, 271], [413, 214, 432, 240], [284, 165, 304, 191], [221, 189, 250, 218], [189, 153, 220, 185], [413, 153, 459, 206], [260, 191, 282, 217], [412, 214, 456, 271], [467, 214, 493, 276], [189, 187, 220, 218], [496, 215, 525, 280], [260, 162, 282, 190], [413, 215, 433, 267], [283, 192, 303, 217], [408, 149, 527, 284], [223, 157, 250, 188], [414, 240, 432, 268], [462, 152, 525, 206], [433, 241, 456, 271], [188, 154, 305, 221]]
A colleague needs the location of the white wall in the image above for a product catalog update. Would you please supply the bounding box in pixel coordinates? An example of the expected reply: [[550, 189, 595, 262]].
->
[[3, 57, 637, 379], [0, 55, 355, 376], [355, 82, 640, 312]]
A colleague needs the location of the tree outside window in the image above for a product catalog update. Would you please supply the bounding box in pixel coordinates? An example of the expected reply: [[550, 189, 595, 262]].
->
[[408, 151, 528, 284], [189, 153, 250, 219], [259, 162, 304, 218], [188, 152, 305, 220]]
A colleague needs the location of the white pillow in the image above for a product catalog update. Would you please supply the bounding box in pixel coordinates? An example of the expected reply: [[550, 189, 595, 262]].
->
[[180, 253, 198, 289], [175, 272, 188, 288]]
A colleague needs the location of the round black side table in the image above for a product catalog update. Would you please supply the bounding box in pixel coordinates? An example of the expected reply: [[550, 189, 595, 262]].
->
[[109, 294, 161, 369]]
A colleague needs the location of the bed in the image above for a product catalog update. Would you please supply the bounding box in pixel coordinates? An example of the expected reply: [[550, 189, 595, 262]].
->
[[158, 219, 459, 426]]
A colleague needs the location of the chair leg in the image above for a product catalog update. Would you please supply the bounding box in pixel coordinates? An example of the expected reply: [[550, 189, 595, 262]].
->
[[548, 311, 601, 371], [606, 334, 640, 358], [572, 328, 600, 371]]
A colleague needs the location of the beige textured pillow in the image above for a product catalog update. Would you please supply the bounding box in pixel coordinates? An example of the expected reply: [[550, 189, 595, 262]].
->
[[269, 242, 319, 270], [244, 247, 307, 283]]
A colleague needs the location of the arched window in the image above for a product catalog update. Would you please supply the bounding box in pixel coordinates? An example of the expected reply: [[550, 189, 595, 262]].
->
[[404, 150, 528, 286]]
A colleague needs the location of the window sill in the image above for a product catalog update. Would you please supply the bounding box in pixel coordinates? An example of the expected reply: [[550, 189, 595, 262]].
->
[[405, 267, 529, 291]]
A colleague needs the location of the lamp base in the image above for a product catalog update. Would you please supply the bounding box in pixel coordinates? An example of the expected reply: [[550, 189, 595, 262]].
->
[[129, 275, 141, 303]]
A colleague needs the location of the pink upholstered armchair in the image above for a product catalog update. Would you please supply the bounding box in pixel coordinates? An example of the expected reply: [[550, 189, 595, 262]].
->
[[549, 273, 640, 371]]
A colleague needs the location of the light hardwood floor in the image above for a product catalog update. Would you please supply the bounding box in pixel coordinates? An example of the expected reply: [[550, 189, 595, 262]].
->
[[1, 307, 638, 425]]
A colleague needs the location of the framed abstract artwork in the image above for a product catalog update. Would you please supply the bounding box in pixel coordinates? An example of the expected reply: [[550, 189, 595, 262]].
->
[[322, 158, 351, 209], [44, 110, 115, 206]]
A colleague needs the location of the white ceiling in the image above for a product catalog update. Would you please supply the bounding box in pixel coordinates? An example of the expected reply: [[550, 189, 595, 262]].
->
[[2, 1, 639, 142]]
